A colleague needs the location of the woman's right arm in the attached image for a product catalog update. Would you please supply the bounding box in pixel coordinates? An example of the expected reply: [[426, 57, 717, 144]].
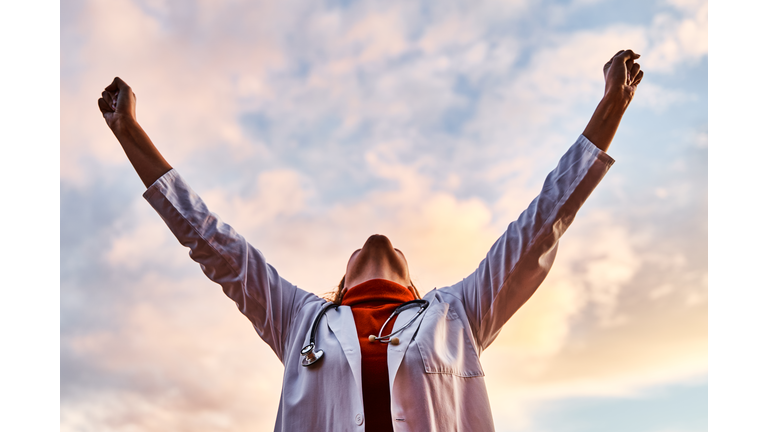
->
[[98, 78, 317, 361], [98, 77, 172, 188], [142, 171, 314, 362]]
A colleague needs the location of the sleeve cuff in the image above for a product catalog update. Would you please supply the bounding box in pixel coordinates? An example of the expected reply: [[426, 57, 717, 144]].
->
[[142, 168, 181, 202], [577, 134, 615, 167]]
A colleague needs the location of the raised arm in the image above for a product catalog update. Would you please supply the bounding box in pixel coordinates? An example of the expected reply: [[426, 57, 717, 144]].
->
[[98, 77, 172, 188], [444, 50, 643, 351], [98, 77, 319, 362]]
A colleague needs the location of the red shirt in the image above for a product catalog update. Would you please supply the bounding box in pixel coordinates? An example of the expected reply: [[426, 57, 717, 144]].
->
[[341, 279, 416, 432]]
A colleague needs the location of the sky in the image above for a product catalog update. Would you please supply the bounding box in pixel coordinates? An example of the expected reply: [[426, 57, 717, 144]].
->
[[56, 0, 708, 430]]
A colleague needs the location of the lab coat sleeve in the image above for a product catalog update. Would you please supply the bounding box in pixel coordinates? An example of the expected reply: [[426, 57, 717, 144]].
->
[[143, 169, 315, 363], [443, 135, 614, 351]]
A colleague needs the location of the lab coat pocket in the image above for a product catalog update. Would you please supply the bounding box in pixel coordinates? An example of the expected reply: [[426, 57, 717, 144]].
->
[[415, 302, 485, 377]]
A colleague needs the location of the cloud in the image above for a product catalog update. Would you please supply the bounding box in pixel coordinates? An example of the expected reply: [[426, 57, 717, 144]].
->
[[78, 133, 706, 431], [634, 82, 698, 112], [62, 0, 287, 186], [106, 199, 190, 272], [477, 202, 707, 428], [62, 272, 285, 432], [643, 0, 708, 73], [62, 0, 707, 429]]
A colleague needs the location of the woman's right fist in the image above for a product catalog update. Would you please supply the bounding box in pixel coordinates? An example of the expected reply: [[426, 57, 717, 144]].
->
[[98, 77, 137, 134]]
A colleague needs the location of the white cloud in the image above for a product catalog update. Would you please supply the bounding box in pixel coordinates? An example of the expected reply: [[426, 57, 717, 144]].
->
[[476, 205, 706, 428], [63, 272, 284, 432], [635, 82, 698, 112], [61, 0, 287, 187], [62, 0, 707, 429], [643, 1, 708, 73], [665, 0, 707, 14]]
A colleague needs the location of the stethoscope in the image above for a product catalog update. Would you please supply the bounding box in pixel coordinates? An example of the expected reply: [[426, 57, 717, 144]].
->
[[301, 299, 430, 367]]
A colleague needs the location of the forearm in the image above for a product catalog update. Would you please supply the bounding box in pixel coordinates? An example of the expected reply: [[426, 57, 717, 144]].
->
[[581, 91, 630, 153], [113, 119, 173, 188]]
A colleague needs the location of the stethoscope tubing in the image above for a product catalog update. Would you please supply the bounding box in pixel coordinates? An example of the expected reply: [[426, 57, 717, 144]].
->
[[373, 299, 429, 343], [308, 302, 339, 348], [301, 299, 429, 367]]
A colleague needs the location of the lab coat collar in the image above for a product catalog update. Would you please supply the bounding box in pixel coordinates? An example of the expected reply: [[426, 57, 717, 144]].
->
[[325, 306, 364, 401], [327, 302, 430, 397], [387, 303, 429, 389]]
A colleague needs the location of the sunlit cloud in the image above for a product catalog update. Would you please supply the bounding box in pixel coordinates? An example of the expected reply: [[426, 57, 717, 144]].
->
[[62, 0, 707, 430]]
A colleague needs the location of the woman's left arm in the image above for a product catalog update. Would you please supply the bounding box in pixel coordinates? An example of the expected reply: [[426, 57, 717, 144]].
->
[[441, 50, 643, 351]]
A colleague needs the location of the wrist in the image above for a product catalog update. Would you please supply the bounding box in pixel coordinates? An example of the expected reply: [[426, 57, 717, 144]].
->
[[603, 86, 633, 112], [591, 92, 629, 129], [113, 116, 141, 139], [582, 91, 629, 153]]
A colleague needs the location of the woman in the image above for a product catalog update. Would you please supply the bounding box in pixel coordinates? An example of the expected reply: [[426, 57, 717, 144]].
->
[[98, 50, 643, 431]]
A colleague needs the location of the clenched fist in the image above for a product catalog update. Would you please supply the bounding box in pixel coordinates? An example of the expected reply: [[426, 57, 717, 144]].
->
[[97, 77, 171, 188], [98, 77, 137, 135], [602, 50, 644, 105], [581, 49, 645, 152]]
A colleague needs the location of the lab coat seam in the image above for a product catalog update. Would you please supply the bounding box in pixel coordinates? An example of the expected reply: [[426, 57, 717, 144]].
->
[[522, 153, 592, 256], [281, 283, 302, 362], [169, 199, 245, 292], [423, 369, 485, 377], [436, 291, 484, 356], [152, 170, 245, 281]]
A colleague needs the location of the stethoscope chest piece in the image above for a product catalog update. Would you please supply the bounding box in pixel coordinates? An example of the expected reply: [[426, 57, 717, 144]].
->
[[301, 302, 339, 368], [300, 343, 324, 367]]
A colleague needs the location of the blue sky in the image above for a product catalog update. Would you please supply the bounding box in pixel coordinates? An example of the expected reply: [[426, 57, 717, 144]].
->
[[57, 0, 707, 430]]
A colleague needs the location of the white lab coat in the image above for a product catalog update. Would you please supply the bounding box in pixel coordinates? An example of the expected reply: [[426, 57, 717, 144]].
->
[[144, 135, 614, 431]]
